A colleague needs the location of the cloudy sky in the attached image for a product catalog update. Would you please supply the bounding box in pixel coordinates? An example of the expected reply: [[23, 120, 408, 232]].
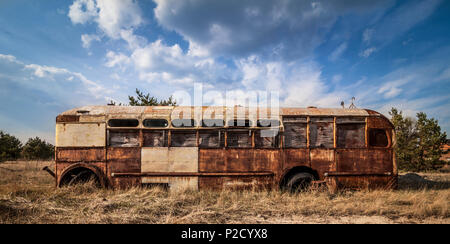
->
[[0, 0, 449, 143]]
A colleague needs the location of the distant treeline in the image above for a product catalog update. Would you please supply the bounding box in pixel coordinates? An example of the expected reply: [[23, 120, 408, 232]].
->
[[0, 131, 54, 162]]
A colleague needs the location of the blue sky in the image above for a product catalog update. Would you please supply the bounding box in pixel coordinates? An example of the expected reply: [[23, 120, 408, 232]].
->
[[0, 0, 449, 143]]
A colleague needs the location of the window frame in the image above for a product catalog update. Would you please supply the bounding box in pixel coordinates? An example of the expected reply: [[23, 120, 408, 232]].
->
[[368, 128, 390, 148]]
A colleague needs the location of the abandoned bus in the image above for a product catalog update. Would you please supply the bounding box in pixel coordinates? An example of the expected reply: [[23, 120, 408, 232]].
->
[[53, 106, 397, 192]]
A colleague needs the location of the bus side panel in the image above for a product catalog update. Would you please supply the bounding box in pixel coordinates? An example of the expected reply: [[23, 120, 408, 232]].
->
[[198, 149, 277, 190], [310, 149, 335, 180], [107, 147, 141, 188], [56, 147, 106, 162], [336, 149, 392, 173], [283, 149, 310, 170]]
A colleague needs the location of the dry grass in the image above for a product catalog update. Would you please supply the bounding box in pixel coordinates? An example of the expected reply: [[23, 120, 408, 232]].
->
[[0, 161, 449, 224]]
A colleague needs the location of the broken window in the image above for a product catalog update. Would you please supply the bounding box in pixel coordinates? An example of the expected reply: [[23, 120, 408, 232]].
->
[[171, 119, 197, 127], [255, 129, 279, 148], [108, 119, 139, 127], [310, 117, 334, 148], [227, 130, 252, 148], [336, 117, 366, 148], [201, 119, 225, 127], [199, 130, 224, 148], [227, 119, 252, 127], [369, 129, 388, 147], [170, 130, 197, 147], [143, 130, 168, 147], [283, 117, 307, 148], [108, 130, 139, 147], [143, 119, 168, 128]]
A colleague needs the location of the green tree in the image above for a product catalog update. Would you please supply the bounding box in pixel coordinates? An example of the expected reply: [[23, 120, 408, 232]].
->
[[128, 88, 177, 106], [415, 112, 447, 171], [21, 137, 54, 160], [389, 108, 447, 171], [0, 131, 22, 162]]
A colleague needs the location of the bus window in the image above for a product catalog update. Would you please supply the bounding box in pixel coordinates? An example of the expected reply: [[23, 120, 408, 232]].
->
[[108, 119, 139, 127], [201, 119, 224, 127], [369, 129, 388, 147], [143, 119, 168, 128], [172, 119, 197, 127], [337, 124, 365, 148], [257, 119, 280, 127], [228, 119, 252, 127], [171, 130, 197, 147], [108, 130, 139, 147], [255, 129, 279, 148], [310, 117, 334, 148], [283, 119, 307, 148], [143, 130, 168, 147], [199, 130, 224, 148], [227, 130, 252, 148]]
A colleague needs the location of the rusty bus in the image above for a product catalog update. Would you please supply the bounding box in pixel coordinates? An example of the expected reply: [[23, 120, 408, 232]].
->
[[52, 106, 397, 192]]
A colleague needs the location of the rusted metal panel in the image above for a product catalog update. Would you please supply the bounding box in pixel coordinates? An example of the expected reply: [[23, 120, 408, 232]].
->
[[56, 115, 79, 123], [199, 149, 226, 172], [336, 149, 392, 173], [107, 147, 141, 188], [367, 116, 393, 129], [79, 115, 106, 123], [107, 147, 141, 173], [55, 123, 105, 147], [283, 149, 309, 169], [56, 147, 105, 162], [310, 149, 335, 180]]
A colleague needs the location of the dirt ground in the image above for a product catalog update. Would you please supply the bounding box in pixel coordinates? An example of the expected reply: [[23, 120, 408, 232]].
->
[[0, 161, 448, 224]]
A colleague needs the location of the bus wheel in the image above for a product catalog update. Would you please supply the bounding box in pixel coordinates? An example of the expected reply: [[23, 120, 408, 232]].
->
[[61, 169, 101, 187], [286, 172, 314, 192]]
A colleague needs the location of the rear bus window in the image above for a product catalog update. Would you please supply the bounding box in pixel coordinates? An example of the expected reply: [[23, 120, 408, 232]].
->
[[369, 129, 388, 147], [337, 117, 366, 148], [172, 119, 197, 127]]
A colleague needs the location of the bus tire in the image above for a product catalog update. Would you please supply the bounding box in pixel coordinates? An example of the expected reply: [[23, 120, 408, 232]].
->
[[286, 172, 314, 192]]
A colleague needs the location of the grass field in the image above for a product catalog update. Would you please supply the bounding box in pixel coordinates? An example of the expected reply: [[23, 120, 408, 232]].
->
[[0, 160, 449, 224]]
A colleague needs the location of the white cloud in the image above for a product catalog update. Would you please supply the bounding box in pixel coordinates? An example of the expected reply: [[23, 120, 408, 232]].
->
[[81, 34, 100, 48], [68, 0, 144, 43], [68, 0, 97, 24], [362, 28, 374, 43], [329, 42, 347, 61], [359, 47, 377, 58], [105, 51, 131, 68], [153, 0, 392, 60]]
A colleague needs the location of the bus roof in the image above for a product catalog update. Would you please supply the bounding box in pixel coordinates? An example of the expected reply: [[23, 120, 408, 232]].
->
[[59, 105, 373, 117]]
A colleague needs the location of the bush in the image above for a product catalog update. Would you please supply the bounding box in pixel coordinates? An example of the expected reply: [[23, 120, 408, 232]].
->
[[0, 131, 22, 162], [21, 137, 54, 160]]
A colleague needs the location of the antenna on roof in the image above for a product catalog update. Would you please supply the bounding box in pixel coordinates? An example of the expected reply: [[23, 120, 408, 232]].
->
[[349, 97, 357, 109], [340, 101, 345, 109]]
